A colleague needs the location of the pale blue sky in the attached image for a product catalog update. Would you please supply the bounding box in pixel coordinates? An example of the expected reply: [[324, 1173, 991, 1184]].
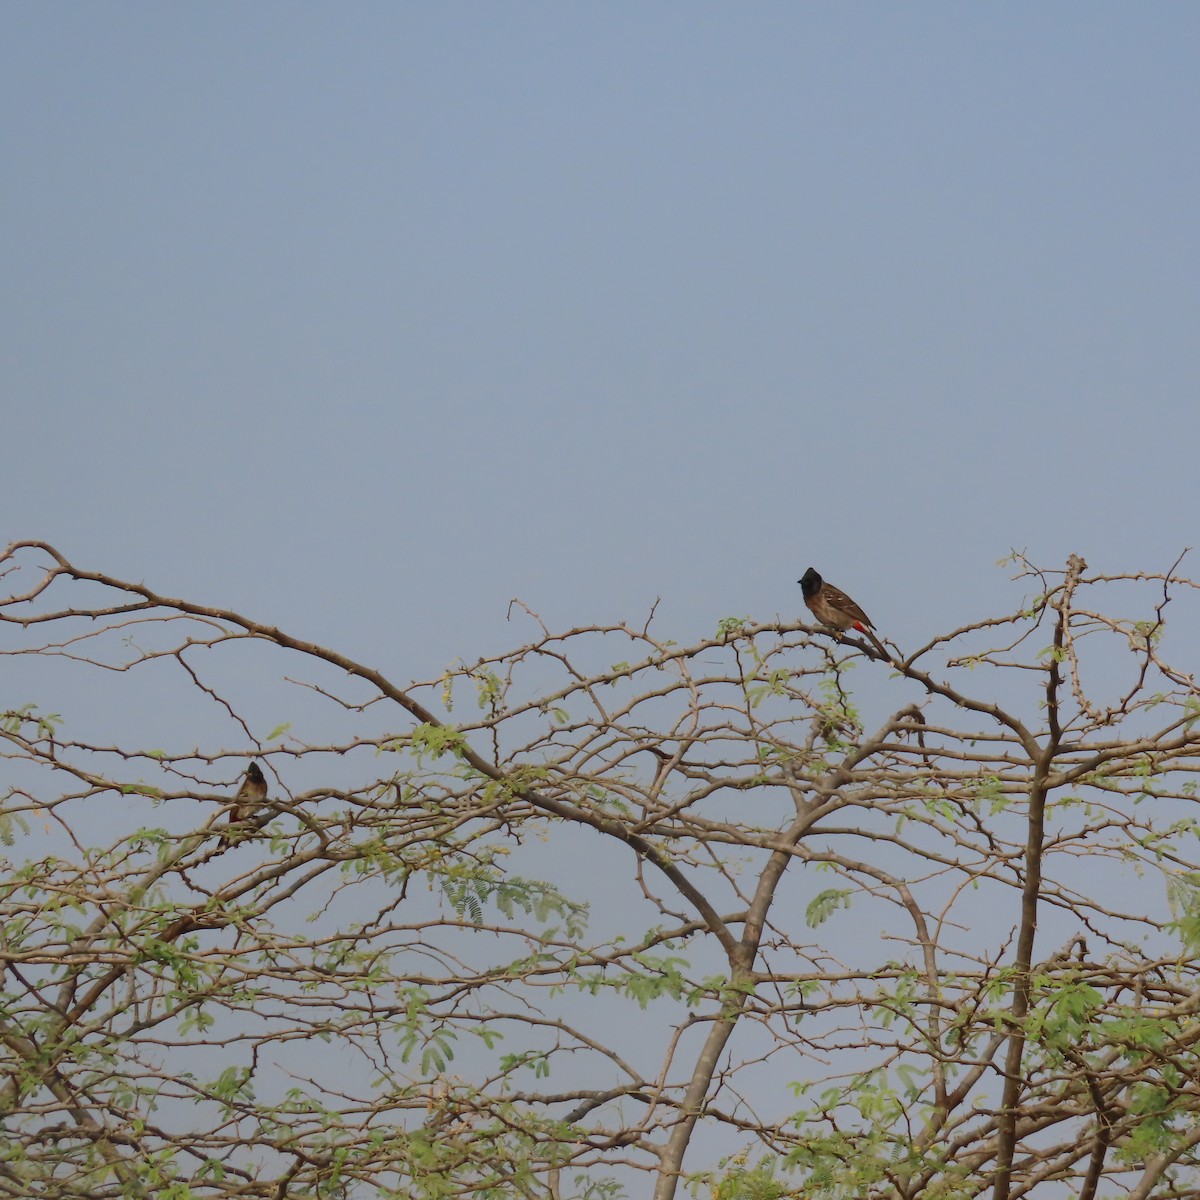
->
[[4, 5, 1198, 679], [3, 14, 1198, 1186]]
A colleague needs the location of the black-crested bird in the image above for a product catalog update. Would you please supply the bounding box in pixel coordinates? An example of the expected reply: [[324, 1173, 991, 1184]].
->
[[219, 762, 268, 848], [798, 568, 888, 658]]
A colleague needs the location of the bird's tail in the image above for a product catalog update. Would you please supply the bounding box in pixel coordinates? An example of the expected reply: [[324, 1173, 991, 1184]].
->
[[857, 624, 892, 662]]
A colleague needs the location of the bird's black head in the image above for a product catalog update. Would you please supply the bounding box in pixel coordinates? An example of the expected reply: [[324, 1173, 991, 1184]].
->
[[798, 568, 822, 598], [246, 763, 265, 783]]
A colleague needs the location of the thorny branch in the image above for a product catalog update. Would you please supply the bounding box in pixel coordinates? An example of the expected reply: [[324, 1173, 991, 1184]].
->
[[0, 542, 1198, 1199]]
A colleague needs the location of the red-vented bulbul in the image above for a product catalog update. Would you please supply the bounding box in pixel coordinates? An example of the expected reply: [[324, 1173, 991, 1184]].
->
[[219, 762, 268, 848], [798, 568, 888, 658]]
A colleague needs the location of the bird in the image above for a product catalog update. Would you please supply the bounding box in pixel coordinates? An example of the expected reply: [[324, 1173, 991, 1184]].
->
[[219, 762, 269, 848], [798, 568, 889, 658]]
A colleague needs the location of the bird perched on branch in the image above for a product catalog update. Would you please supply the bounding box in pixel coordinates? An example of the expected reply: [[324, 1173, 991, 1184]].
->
[[798, 568, 889, 659], [219, 762, 268, 848]]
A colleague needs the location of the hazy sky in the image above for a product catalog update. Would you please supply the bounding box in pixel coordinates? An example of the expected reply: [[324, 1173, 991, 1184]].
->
[[4, 15, 1198, 1190], [4, 5, 1198, 681]]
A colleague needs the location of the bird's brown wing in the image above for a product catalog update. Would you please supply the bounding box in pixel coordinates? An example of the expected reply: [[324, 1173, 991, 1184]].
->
[[820, 583, 874, 629]]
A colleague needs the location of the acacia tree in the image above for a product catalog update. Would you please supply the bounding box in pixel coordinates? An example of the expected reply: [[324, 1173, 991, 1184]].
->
[[2, 541, 1200, 1200]]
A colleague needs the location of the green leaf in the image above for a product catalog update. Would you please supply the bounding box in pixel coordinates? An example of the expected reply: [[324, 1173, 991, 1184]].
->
[[805, 889, 853, 929]]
